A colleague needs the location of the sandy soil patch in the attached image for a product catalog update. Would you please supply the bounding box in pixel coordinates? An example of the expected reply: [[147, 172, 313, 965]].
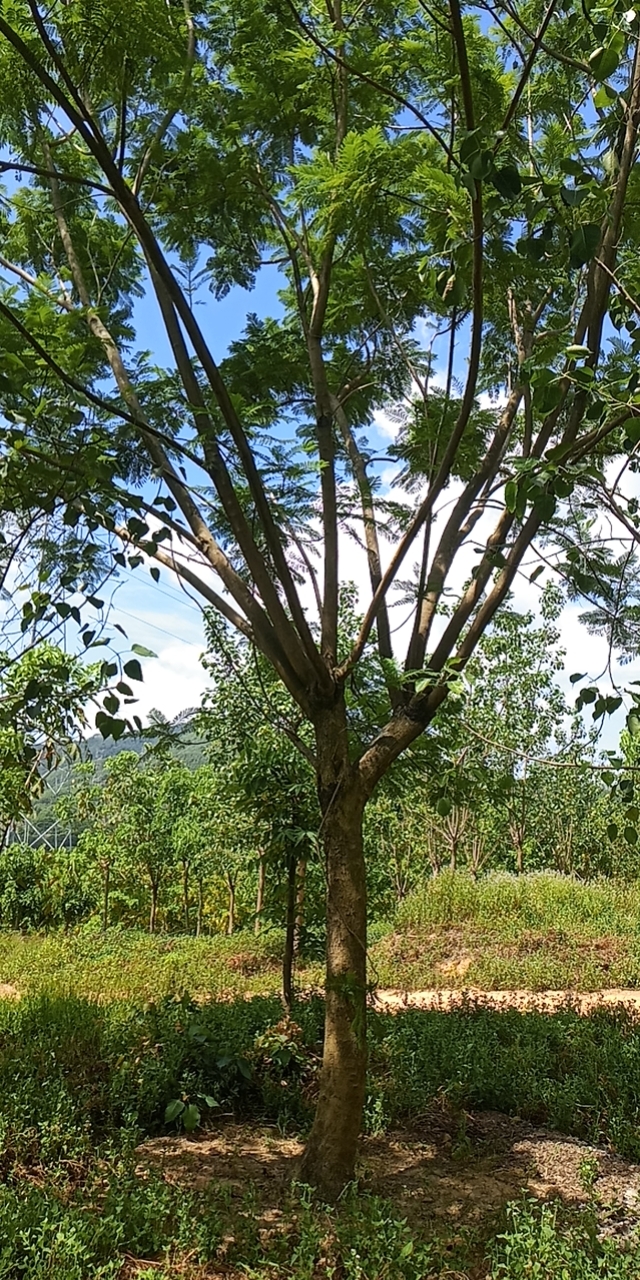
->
[[370, 986, 640, 1015]]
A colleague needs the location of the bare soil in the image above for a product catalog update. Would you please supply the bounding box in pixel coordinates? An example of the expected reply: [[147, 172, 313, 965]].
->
[[370, 986, 640, 1015], [136, 1113, 640, 1237], [0, 983, 19, 1000]]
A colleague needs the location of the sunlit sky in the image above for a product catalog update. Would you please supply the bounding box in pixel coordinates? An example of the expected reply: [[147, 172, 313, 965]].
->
[[80, 262, 640, 750]]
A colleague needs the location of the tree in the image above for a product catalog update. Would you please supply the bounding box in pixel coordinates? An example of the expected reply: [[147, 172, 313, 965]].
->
[[1, 0, 640, 1194], [459, 585, 570, 873], [200, 618, 319, 1004], [0, 642, 102, 846]]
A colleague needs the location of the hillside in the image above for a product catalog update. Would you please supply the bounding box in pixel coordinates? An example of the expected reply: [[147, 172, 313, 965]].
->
[[25, 710, 206, 840]]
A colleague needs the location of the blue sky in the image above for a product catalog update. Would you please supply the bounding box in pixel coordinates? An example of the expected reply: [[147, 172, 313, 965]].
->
[[73, 258, 639, 752], [102, 263, 288, 719]]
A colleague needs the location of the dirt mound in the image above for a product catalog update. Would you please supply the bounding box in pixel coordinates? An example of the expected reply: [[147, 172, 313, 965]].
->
[[0, 983, 19, 1000], [370, 987, 640, 1016]]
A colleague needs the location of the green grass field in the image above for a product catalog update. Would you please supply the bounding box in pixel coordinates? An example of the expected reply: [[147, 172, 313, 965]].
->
[[373, 871, 640, 991], [3, 872, 640, 1276], [2, 872, 640, 1004], [0, 923, 323, 1002]]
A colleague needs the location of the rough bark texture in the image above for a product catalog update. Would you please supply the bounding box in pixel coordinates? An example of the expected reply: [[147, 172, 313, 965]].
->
[[294, 858, 306, 957], [299, 697, 367, 1199]]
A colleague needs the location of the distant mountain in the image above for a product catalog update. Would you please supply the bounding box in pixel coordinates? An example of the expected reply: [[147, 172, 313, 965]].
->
[[80, 707, 203, 768], [26, 709, 207, 835]]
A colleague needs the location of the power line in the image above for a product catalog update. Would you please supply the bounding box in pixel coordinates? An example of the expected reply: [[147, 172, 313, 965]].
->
[[115, 570, 205, 616], [112, 604, 204, 647]]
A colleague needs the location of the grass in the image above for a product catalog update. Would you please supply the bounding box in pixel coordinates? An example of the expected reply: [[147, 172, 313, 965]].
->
[[1, 988, 640, 1274], [4, 988, 640, 1166], [4, 1169, 638, 1279], [0, 924, 323, 1002], [3, 873, 640, 1004], [4, 876, 640, 1274], [371, 871, 640, 991]]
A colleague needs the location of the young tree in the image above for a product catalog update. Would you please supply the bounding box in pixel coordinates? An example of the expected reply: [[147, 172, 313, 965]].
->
[[0, 643, 101, 844], [1, 0, 640, 1194], [200, 620, 319, 1004]]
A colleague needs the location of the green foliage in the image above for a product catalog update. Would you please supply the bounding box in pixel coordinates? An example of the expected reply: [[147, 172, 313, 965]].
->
[[490, 1198, 640, 1279], [396, 870, 640, 936], [371, 1003, 640, 1159], [1, 982, 640, 1275], [0, 926, 308, 1002], [0, 643, 102, 831], [380, 870, 640, 991], [57, 750, 260, 935]]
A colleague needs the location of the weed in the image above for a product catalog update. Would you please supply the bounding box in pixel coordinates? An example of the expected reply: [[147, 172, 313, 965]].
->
[[375, 871, 640, 991], [490, 1198, 640, 1278]]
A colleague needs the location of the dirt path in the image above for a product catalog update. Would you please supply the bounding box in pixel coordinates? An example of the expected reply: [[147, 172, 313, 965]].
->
[[370, 987, 640, 1015]]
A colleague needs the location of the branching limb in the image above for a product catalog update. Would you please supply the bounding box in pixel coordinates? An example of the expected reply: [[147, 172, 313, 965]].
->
[[133, 0, 196, 196]]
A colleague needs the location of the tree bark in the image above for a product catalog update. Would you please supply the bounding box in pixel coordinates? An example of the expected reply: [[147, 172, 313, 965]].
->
[[149, 880, 158, 935], [182, 860, 191, 934], [226, 874, 236, 936], [282, 851, 297, 1010], [299, 698, 367, 1200], [294, 857, 306, 957], [255, 852, 265, 936]]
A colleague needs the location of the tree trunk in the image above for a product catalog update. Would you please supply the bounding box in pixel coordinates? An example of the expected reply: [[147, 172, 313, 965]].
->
[[149, 881, 158, 935], [299, 699, 367, 1200], [294, 857, 306, 956], [282, 851, 297, 1009], [254, 853, 265, 936], [226, 874, 236, 936], [182, 860, 190, 934], [102, 861, 110, 932], [510, 818, 525, 874], [196, 876, 204, 937]]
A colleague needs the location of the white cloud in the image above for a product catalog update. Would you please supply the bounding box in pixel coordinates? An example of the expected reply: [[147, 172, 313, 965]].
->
[[371, 407, 401, 441], [128, 641, 208, 722]]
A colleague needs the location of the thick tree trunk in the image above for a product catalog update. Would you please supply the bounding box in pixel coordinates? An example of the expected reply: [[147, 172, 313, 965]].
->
[[299, 699, 367, 1200], [254, 853, 265, 935], [182, 861, 191, 934], [226, 874, 236, 936], [282, 851, 297, 1009], [149, 881, 158, 935]]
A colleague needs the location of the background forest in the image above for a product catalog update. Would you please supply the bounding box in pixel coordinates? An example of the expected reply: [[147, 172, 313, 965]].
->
[[3, 584, 638, 944]]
